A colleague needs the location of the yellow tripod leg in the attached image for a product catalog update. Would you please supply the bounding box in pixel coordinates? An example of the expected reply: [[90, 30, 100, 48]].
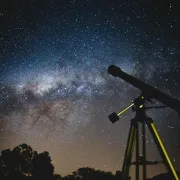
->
[[122, 119, 137, 180], [147, 119, 179, 180]]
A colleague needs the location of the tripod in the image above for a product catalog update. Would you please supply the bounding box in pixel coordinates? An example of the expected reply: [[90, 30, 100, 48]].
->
[[108, 95, 179, 180]]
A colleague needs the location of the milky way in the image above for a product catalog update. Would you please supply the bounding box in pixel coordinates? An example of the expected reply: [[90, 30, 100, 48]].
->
[[0, 0, 180, 179]]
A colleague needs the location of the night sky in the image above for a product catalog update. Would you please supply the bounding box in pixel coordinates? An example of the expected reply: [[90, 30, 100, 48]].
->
[[0, 0, 180, 179]]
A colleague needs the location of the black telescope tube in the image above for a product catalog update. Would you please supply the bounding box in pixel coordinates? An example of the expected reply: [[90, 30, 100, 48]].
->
[[108, 65, 180, 113]]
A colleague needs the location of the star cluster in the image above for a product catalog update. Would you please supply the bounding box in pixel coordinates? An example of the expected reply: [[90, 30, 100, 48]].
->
[[0, 0, 180, 179]]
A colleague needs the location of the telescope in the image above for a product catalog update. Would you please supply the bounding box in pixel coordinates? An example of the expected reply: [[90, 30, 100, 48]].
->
[[108, 65, 180, 114], [107, 65, 180, 180]]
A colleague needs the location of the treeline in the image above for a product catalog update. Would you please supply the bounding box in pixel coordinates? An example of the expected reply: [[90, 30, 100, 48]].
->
[[0, 143, 178, 180], [55, 167, 130, 180]]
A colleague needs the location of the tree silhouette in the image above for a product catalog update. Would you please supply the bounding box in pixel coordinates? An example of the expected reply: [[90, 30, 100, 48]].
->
[[0, 143, 54, 180], [13, 143, 36, 176], [32, 151, 54, 180], [147, 172, 180, 180], [61, 167, 127, 180], [54, 174, 62, 180]]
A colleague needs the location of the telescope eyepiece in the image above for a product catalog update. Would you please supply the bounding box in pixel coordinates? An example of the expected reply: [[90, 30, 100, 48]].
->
[[108, 65, 121, 77]]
